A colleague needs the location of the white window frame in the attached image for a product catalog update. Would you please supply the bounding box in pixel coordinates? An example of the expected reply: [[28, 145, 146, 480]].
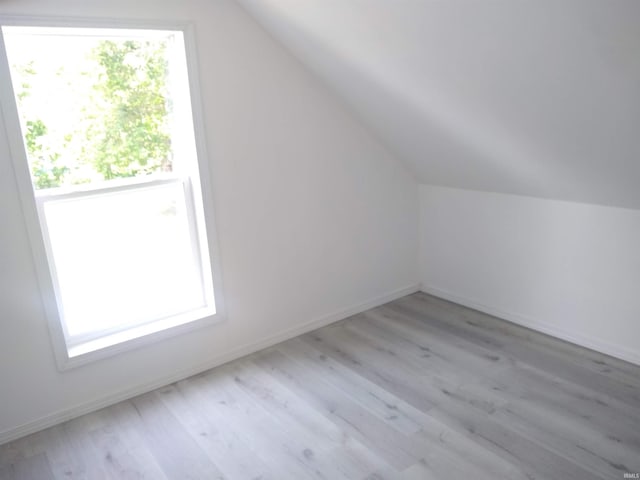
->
[[0, 16, 225, 370]]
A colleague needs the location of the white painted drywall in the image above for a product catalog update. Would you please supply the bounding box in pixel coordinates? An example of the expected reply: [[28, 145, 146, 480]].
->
[[419, 185, 640, 365], [238, 0, 640, 209], [0, 0, 419, 441]]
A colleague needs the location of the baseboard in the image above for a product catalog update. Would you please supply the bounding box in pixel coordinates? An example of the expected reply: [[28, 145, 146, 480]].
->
[[421, 284, 640, 367], [0, 283, 420, 446]]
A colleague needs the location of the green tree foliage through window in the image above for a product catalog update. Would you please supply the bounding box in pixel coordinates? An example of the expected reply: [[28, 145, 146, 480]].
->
[[26, 119, 69, 189], [89, 40, 171, 180], [13, 37, 173, 189]]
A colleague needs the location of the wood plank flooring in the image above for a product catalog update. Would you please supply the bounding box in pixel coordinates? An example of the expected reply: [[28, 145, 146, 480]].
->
[[1, 292, 639, 479]]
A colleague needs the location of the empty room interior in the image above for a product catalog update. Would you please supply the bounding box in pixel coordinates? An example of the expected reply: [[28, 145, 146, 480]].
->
[[0, 0, 639, 479]]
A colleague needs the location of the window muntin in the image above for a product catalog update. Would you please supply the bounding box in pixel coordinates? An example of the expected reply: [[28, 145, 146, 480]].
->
[[2, 24, 219, 363]]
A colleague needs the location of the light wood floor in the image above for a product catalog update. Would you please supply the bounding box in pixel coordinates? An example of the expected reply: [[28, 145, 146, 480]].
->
[[2, 292, 640, 479]]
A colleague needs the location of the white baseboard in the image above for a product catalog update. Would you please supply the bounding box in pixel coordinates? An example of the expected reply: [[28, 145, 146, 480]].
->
[[0, 283, 420, 446], [421, 284, 640, 367]]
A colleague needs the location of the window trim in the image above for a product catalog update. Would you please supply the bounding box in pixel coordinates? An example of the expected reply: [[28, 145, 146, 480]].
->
[[0, 16, 226, 370]]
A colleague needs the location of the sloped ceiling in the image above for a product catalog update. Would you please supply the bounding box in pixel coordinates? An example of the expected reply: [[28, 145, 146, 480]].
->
[[237, 0, 640, 209]]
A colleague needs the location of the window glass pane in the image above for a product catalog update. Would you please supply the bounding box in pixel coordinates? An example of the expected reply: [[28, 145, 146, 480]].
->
[[3, 27, 183, 189], [43, 182, 205, 339]]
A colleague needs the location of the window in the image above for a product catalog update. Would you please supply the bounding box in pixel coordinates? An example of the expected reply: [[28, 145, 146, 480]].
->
[[0, 22, 223, 367]]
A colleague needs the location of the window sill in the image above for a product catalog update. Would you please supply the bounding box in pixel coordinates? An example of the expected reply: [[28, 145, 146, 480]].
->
[[60, 306, 221, 370]]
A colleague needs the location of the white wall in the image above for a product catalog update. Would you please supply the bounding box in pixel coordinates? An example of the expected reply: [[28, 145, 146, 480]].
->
[[0, 0, 419, 442], [420, 185, 640, 366]]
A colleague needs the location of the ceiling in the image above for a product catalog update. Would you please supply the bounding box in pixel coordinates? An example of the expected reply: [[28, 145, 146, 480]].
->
[[237, 0, 640, 209]]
